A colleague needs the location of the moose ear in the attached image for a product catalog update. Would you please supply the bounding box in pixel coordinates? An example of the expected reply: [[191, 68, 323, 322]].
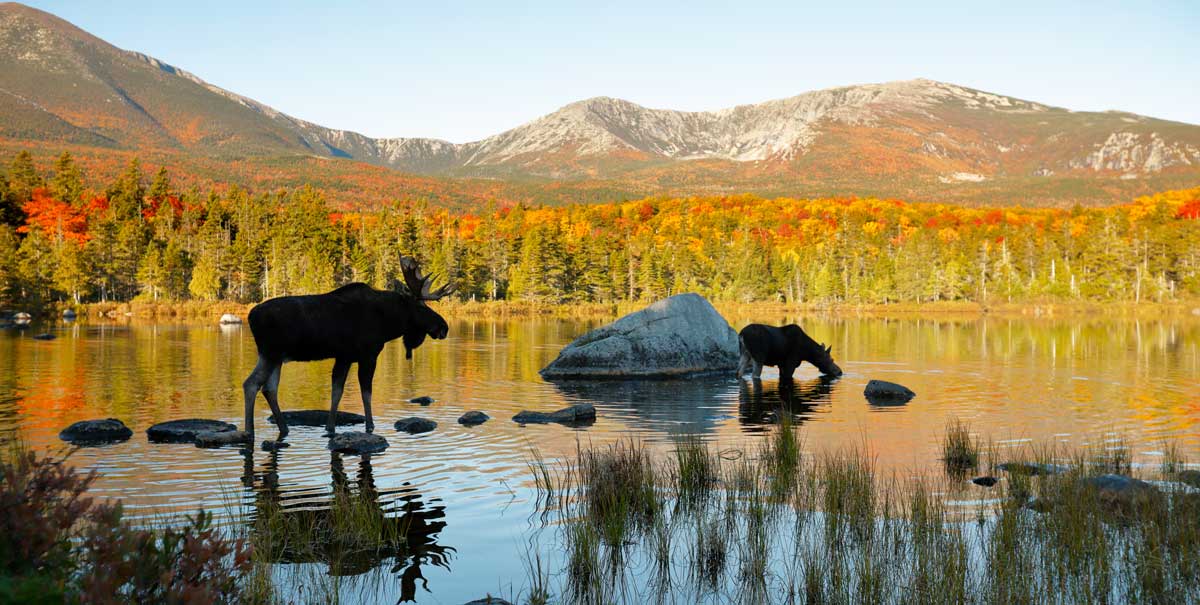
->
[[824, 344, 832, 354]]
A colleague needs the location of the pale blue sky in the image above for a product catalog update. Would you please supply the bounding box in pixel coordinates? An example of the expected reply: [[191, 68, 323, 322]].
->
[[27, 0, 1200, 143]]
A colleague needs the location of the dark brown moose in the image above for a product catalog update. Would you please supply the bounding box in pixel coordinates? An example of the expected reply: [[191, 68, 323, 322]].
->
[[736, 323, 843, 383], [243, 257, 453, 439]]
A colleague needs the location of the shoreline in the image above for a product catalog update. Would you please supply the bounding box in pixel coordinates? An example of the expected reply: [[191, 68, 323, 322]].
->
[[47, 298, 1200, 322]]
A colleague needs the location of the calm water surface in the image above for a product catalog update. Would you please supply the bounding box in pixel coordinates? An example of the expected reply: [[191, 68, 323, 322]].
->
[[2, 313, 1198, 603]]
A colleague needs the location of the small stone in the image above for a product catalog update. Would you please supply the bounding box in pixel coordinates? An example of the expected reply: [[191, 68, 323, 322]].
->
[[147, 419, 237, 443], [409, 396, 435, 405], [219, 313, 242, 325], [59, 418, 133, 445], [32, 333, 56, 340], [262, 440, 290, 451], [512, 403, 597, 425], [268, 410, 366, 427], [62, 309, 77, 320], [972, 476, 998, 487], [327, 431, 388, 455], [394, 417, 438, 434], [195, 430, 252, 448], [863, 380, 915, 404], [458, 411, 490, 426]]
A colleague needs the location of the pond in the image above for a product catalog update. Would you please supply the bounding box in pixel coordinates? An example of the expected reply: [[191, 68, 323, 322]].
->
[[2, 313, 1198, 603]]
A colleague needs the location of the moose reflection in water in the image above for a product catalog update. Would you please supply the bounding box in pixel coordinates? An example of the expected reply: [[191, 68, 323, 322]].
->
[[242, 448, 454, 602], [738, 375, 837, 430]]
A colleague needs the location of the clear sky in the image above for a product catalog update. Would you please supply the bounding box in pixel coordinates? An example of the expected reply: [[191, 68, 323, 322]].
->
[[26, 0, 1200, 143]]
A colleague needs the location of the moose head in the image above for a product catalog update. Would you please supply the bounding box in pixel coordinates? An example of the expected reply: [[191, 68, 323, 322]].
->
[[398, 256, 454, 359]]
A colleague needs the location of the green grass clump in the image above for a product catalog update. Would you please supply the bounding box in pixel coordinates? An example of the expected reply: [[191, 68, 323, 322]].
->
[[941, 418, 980, 476]]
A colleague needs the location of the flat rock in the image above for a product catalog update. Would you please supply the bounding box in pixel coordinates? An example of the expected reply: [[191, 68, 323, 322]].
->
[[539, 293, 739, 379], [998, 461, 1069, 476], [59, 418, 133, 445], [863, 380, 915, 403], [32, 333, 56, 340], [394, 417, 437, 434], [327, 431, 388, 455], [195, 430, 252, 448], [512, 403, 596, 425], [262, 440, 290, 451], [267, 410, 366, 427], [1174, 469, 1200, 489], [147, 419, 237, 443], [409, 396, 435, 405], [458, 411, 490, 426], [972, 476, 999, 487]]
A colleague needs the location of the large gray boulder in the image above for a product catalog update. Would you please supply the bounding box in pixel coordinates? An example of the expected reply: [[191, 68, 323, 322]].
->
[[540, 293, 738, 379]]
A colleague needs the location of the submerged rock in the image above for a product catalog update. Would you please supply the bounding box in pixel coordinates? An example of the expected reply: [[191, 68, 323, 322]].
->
[[998, 462, 1069, 476], [394, 417, 437, 434], [1031, 474, 1162, 514], [59, 418, 133, 445], [539, 293, 739, 379], [147, 419, 237, 443], [409, 396, 435, 405], [327, 431, 388, 455], [219, 313, 242, 325], [31, 333, 56, 341], [267, 410, 366, 427], [863, 380, 915, 404], [512, 403, 597, 426], [458, 411, 490, 426], [972, 476, 999, 487], [195, 430, 252, 448]]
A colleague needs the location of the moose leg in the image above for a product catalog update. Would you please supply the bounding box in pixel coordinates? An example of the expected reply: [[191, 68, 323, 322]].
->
[[737, 348, 752, 378], [752, 360, 764, 381], [262, 361, 288, 439], [326, 359, 352, 436], [357, 357, 377, 433], [779, 363, 797, 386], [242, 355, 272, 435]]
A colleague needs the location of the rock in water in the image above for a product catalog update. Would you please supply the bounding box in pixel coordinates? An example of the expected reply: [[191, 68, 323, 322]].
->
[[195, 430, 252, 448], [463, 598, 515, 605], [458, 411, 490, 426], [62, 309, 77, 320], [998, 462, 1069, 476], [59, 418, 133, 445], [539, 293, 738, 379], [219, 313, 242, 325], [409, 396, 435, 405], [512, 403, 597, 425], [328, 432, 388, 454], [268, 410, 366, 427], [971, 476, 999, 487], [32, 333, 56, 341], [1175, 469, 1200, 489], [863, 380, 915, 404], [394, 417, 438, 434], [147, 419, 237, 443]]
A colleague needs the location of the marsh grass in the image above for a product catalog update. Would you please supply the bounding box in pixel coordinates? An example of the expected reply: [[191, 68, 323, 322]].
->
[[528, 432, 1200, 605], [941, 418, 981, 476]]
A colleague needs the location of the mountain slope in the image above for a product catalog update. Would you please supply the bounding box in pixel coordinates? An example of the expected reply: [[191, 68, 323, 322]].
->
[[2, 2, 1199, 206]]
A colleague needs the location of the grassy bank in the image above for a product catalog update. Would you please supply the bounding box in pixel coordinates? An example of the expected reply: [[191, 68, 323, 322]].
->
[[54, 297, 1200, 323]]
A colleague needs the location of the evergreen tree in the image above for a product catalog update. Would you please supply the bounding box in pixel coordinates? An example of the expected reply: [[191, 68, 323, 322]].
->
[[51, 152, 85, 207]]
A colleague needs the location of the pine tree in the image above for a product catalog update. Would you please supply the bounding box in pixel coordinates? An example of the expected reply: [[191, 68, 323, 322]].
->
[[7, 150, 43, 205], [51, 152, 85, 207]]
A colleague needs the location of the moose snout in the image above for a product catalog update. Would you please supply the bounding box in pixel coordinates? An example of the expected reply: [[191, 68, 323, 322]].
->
[[431, 325, 449, 340]]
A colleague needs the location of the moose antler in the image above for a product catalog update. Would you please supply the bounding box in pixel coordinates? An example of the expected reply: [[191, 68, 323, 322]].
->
[[400, 256, 455, 302]]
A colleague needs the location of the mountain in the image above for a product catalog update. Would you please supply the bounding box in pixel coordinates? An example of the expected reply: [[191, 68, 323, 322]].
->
[[2, 1, 1199, 206]]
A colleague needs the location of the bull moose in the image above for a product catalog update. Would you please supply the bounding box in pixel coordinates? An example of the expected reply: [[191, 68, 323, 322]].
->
[[736, 323, 843, 382], [243, 257, 453, 439]]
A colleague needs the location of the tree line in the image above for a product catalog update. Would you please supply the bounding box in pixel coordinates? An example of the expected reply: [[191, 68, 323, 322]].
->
[[1, 150, 1198, 309]]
